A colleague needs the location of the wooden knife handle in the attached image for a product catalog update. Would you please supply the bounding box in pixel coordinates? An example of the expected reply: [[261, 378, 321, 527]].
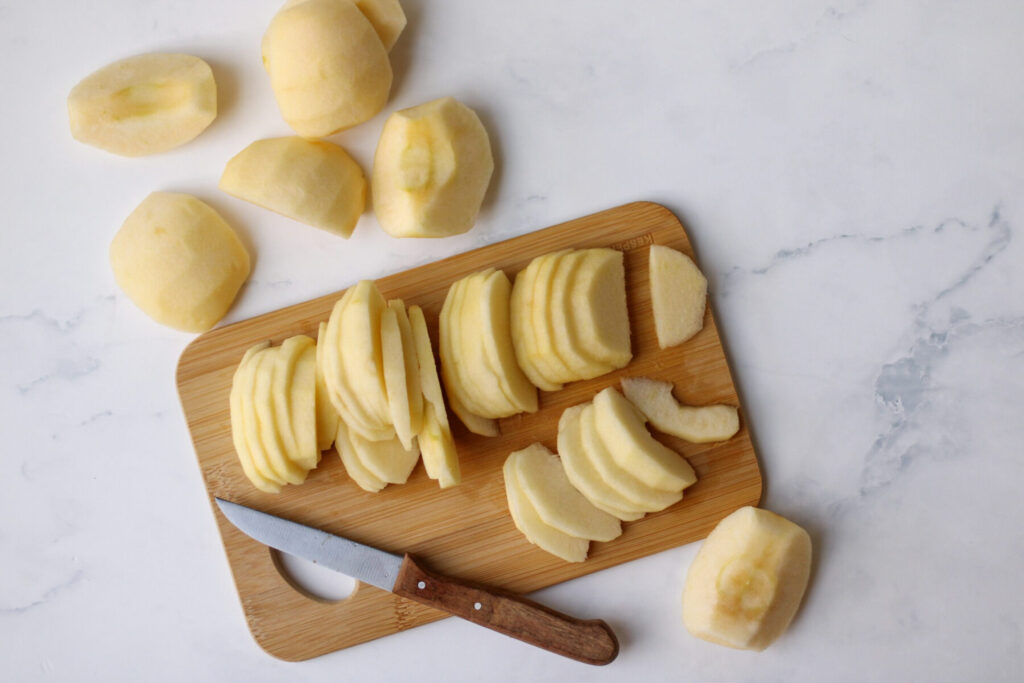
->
[[393, 554, 618, 665]]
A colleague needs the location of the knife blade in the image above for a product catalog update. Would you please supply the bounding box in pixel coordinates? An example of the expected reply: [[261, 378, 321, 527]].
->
[[215, 498, 618, 665]]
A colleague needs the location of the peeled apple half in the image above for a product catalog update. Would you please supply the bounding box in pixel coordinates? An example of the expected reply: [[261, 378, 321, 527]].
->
[[683, 506, 812, 651], [68, 53, 216, 157]]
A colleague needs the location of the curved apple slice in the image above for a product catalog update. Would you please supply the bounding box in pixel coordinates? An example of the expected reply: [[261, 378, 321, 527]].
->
[[314, 323, 339, 451], [556, 405, 644, 521], [348, 428, 419, 485], [338, 281, 392, 429], [511, 443, 621, 542], [547, 250, 615, 380], [447, 391, 499, 437], [509, 259, 562, 392], [459, 271, 520, 417], [569, 249, 631, 369], [440, 277, 498, 430], [335, 419, 387, 492], [278, 335, 319, 471], [409, 305, 460, 487], [477, 270, 538, 413], [579, 404, 682, 512], [230, 342, 280, 493], [381, 303, 417, 449], [502, 453, 589, 563], [592, 387, 696, 492], [443, 274, 505, 417], [621, 376, 739, 443], [529, 250, 575, 384], [251, 348, 308, 485], [239, 347, 287, 487]]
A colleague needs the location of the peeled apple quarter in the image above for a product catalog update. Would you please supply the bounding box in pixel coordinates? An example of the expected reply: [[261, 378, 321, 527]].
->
[[683, 506, 812, 651], [262, 0, 392, 137], [68, 53, 216, 157], [110, 192, 249, 332], [372, 97, 494, 238]]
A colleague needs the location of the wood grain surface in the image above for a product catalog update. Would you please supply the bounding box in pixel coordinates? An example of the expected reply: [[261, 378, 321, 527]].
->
[[176, 201, 763, 661]]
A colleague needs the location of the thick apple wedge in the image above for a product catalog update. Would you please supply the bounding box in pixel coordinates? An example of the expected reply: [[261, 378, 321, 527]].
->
[[592, 387, 696, 492], [568, 249, 631, 369], [219, 137, 366, 238], [509, 260, 562, 392], [649, 244, 707, 349], [68, 53, 216, 157], [621, 377, 739, 443], [556, 405, 644, 522], [262, 0, 392, 136], [578, 405, 682, 513], [510, 444, 621, 542], [229, 342, 280, 493], [314, 323, 339, 451], [408, 305, 460, 487], [373, 97, 494, 238], [334, 420, 387, 493], [502, 454, 590, 563], [381, 300, 423, 449], [683, 507, 812, 651]]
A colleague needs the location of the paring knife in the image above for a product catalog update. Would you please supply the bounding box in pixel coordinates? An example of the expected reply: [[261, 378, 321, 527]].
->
[[215, 498, 619, 665]]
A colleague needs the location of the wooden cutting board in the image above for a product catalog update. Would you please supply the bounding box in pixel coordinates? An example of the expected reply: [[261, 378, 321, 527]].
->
[[177, 201, 762, 661]]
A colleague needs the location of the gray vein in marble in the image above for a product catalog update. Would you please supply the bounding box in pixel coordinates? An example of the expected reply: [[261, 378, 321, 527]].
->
[[16, 356, 102, 394], [1, 570, 83, 615]]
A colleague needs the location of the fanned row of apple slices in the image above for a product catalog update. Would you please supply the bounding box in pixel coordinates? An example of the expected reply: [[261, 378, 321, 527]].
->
[[503, 444, 622, 563], [320, 280, 460, 489], [439, 269, 538, 434], [230, 335, 332, 493], [510, 248, 632, 391]]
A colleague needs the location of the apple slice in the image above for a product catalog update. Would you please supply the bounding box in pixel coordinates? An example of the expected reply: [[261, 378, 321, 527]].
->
[[649, 244, 707, 349], [510, 444, 621, 542], [408, 305, 460, 487], [250, 348, 308, 485], [592, 387, 696, 492], [336, 282, 394, 435], [237, 347, 288, 487], [314, 323, 339, 451], [440, 275, 500, 425], [230, 342, 280, 493], [447, 392, 499, 437], [381, 302, 420, 449], [529, 251, 575, 384], [68, 53, 216, 157], [621, 377, 739, 443], [578, 404, 682, 513], [502, 453, 589, 563], [353, 0, 406, 51], [335, 420, 387, 493], [347, 428, 419, 485], [509, 259, 561, 392], [274, 335, 319, 471], [477, 270, 538, 413], [323, 291, 395, 441], [556, 405, 644, 521], [547, 250, 615, 380], [568, 249, 631, 368], [683, 506, 812, 651], [219, 137, 366, 238]]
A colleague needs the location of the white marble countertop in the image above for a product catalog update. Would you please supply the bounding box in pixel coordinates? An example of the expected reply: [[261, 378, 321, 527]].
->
[[3, 0, 1023, 680]]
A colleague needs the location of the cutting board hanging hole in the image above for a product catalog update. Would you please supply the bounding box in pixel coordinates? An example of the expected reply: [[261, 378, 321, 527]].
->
[[271, 548, 357, 603]]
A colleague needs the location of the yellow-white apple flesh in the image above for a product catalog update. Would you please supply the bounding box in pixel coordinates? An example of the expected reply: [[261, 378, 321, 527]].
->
[[276, 335, 319, 471], [334, 420, 386, 492], [230, 342, 280, 493], [683, 506, 812, 651], [508, 261, 562, 392], [569, 249, 631, 368], [502, 453, 589, 563], [621, 377, 739, 443], [372, 96, 493, 238], [592, 387, 696, 492], [446, 274, 507, 417], [334, 281, 394, 436], [68, 53, 216, 157], [237, 348, 287, 487], [447, 392, 499, 437], [322, 301, 395, 442], [251, 349, 309, 485], [347, 426, 419, 485], [649, 244, 707, 349], [511, 444, 621, 542], [219, 137, 366, 238], [547, 250, 615, 379], [477, 270, 539, 413], [262, 0, 391, 137], [528, 251, 575, 384], [314, 323, 339, 451], [110, 193, 249, 333], [578, 404, 682, 513], [354, 0, 406, 50], [382, 300, 424, 449], [408, 305, 460, 487], [556, 405, 644, 522], [439, 276, 497, 423]]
